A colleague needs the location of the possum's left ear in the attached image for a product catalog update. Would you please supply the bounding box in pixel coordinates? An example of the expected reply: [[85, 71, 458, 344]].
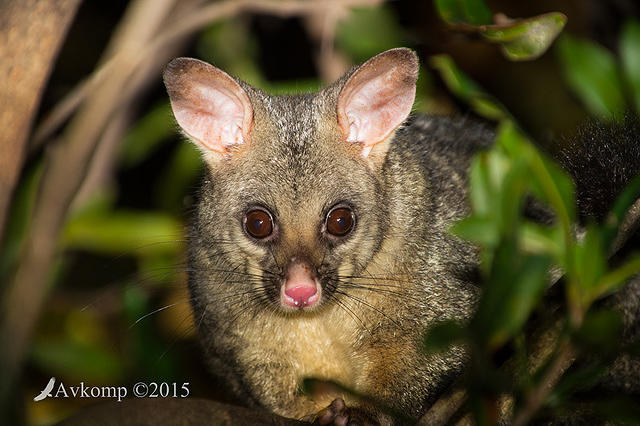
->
[[337, 48, 418, 157], [163, 57, 253, 160]]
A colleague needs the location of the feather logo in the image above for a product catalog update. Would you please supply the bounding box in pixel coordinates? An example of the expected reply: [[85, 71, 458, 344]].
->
[[34, 377, 55, 402]]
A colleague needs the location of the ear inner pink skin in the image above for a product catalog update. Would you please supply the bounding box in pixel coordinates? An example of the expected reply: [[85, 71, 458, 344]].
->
[[164, 58, 253, 154], [337, 49, 418, 157], [281, 263, 321, 309]]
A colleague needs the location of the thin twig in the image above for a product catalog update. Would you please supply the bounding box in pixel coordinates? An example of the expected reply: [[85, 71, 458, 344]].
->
[[72, 0, 198, 207], [30, 0, 381, 148], [304, 0, 357, 83], [418, 388, 467, 426], [511, 341, 576, 426], [611, 198, 640, 256], [0, 0, 179, 404]]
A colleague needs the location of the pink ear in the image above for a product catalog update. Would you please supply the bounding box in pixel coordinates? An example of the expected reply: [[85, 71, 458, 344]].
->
[[163, 58, 253, 154], [337, 48, 418, 157]]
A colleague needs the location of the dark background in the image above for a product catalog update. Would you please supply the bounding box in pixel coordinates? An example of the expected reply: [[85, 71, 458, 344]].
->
[[5, 0, 640, 424]]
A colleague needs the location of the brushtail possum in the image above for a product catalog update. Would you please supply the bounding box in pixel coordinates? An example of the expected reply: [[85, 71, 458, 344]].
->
[[163, 48, 640, 424]]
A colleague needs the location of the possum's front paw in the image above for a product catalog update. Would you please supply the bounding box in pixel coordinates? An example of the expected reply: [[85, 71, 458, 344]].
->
[[310, 398, 379, 426]]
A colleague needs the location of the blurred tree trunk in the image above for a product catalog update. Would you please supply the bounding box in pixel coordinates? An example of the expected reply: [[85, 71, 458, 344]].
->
[[0, 0, 182, 418], [0, 3, 83, 418], [0, 0, 82, 246]]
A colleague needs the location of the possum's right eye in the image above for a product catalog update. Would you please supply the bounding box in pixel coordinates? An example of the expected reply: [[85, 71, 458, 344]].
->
[[325, 206, 355, 237], [244, 209, 274, 239]]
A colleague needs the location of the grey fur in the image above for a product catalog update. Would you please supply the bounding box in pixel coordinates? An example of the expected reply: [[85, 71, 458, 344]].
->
[[187, 82, 493, 420], [165, 50, 640, 424]]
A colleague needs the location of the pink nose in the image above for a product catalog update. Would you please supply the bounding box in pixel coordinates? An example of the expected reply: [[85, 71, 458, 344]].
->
[[282, 263, 319, 308], [285, 285, 317, 304]]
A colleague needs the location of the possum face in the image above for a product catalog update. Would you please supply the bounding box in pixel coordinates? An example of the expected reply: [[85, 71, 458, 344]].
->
[[164, 49, 418, 313]]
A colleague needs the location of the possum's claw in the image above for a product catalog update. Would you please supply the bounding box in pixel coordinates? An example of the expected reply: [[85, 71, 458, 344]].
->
[[313, 398, 347, 425], [310, 398, 378, 426]]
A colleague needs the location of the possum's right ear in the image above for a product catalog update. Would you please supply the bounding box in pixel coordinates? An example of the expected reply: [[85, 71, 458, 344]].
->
[[337, 48, 418, 158], [163, 58, 253, 158]]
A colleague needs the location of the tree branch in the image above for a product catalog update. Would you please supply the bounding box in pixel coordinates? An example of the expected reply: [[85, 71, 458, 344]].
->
[[0, 0, 81, 247], [611, 198, 640, 256], [31, 0, 382, 147], [511, 340, 576, 426], [0, 0, 180, 410]]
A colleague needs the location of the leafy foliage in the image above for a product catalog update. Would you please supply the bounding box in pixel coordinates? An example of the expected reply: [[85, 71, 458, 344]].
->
[[481, 13, 567, 61], [556, 19, 640, 120], [556, 35, 626, 120], [434, 0, 566, 60], [426, 27, 640, 424], [430, 54, 508, 120], [621, 20, 640, 113]]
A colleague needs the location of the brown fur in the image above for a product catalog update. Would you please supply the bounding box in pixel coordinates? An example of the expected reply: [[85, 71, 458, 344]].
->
[[164, 49, 640, 424], [181, 69, 491, 419]]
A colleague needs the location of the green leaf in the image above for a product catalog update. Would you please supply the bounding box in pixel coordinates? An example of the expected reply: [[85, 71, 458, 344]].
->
[[469, 154, 492, 215], [571, 225, 607, 306], [556, 35, 626, 120], [594, 254, 640, 301], [486, 148, 512, 192], [573, 309, 623, 351], [336, 5, 405, 63], [423, 320, 467, 353], [468, 151, 509, 216], [620, 19, 640, 113], [467, 150, 527, 249], [492, 255, 551, 348], [519, 221, 563, 257], [62, 210, 183, 257], [601, 174, 640, 251], [430, 54, 508, 120], [497, 121, 575, 236], [31, 340, 124, 383], [497, 157, 528, 236], [120, 102, 175, 168], [473, 245, 551, 350], [471, 97, 509, 120], [434, 0, 493, 26], [451, 216, 499, 247], [481, 13, 567, 61]]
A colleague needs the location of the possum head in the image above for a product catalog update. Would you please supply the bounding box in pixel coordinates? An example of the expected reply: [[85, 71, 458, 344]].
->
[[164, 48, 418, 313]]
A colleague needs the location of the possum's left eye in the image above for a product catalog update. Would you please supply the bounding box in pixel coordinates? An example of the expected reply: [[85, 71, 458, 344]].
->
[[325, 206, 355, 237], [244, 208, 274, 239]]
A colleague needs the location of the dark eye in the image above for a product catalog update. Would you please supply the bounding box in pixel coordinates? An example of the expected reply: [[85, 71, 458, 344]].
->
[[326, 206, 355, 237], [244, 209, 273, 239]]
